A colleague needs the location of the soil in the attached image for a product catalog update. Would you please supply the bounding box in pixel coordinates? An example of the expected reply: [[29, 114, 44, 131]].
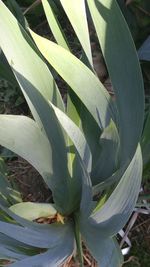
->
[[7, 157, 52, 203], [123, 214, 150, 266]]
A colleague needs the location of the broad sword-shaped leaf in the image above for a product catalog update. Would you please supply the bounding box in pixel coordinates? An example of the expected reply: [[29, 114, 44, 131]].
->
[[80, 145, 142, 266], [87, 0, 144, 163]]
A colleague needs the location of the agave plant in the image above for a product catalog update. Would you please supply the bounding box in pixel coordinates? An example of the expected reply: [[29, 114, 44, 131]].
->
[[0, 0, 144, 266]]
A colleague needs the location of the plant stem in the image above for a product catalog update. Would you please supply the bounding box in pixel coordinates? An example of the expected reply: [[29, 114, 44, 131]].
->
[[73, 213, 84, 267]]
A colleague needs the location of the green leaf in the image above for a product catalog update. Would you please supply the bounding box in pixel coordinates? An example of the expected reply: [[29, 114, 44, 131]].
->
[[0, 204, 74, 266], [50, 103, 92, 172], [9, 202, 57, 221], [0, 205, 73, 250], [6, 0, 28, 29], [29, 29, 116, 130], [8, 237, 74, 267], [80, 144, 142, 266], [0, 233, 39, 260], [42, 0, 69, 50], [0, 247, 25, 261], [0, 114, 77, 215], [91, 119, 120, 185], [79, 166, 93, 218], [141, 110, 150, 165], [0, 211, 74, 266], [0, 2, 81, 215], [0, 173, 21, 207], [81, 228, 123, 267], [0, 172, 11, 206], [0, 220, 65, 248], [0, 115, 52, 181], [0, 158, 21, 206], [29, 30, 120, 189], [41, 0, 93, 177], [0, 204, 55, 230], [73, 213, 84, 266], [90, 144, 142, 236], [0, 158, 7, 176], [87, 0, 144, 163], [0, 0, 64, 129], [0, 48, 18, 88], [138, 36, 150, 61], [67, 91, 104, 186], [60, 0, 93, 67]]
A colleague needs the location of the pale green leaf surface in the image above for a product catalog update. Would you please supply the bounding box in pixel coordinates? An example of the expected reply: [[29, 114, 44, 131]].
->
[[0, 220, 74, 266], [66, 93, 89, 176], [0, 233, 37, 250], [81, 224, 123, 267], [0, 220, 62, 248], [0, 203, 74, 265], [6, 0, 28, 29], [9, 202, 57, 221], [60, 0, 93, 66], [66, 91, 102, 175], [0, 212, 72, 249], [92, 164, 125, 195], [0, 247, 25, 261], [0, 0, 64, 128], [66, 92, 118, 187], [0, 234, 35, 260], [0, 2, 74, 213], [42, 0, 69, 50], [8, 235, 74, 267], [0, 205, 74, 266], [0, 113, 75, 215], [29, 29, 116, 130], [90, 145, 142, 236], [80, 166, 93, 218], [87, 0, 144, 162], [43, 0, 95, 173], [41, 0, 92, 176], [0, 204, 58, 231], [0, 115, 52, 180], [15, 83, 72, 214], [80, 145, 142, 266], [50, 103, 92, 172], [29, 29, 119, 184]]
